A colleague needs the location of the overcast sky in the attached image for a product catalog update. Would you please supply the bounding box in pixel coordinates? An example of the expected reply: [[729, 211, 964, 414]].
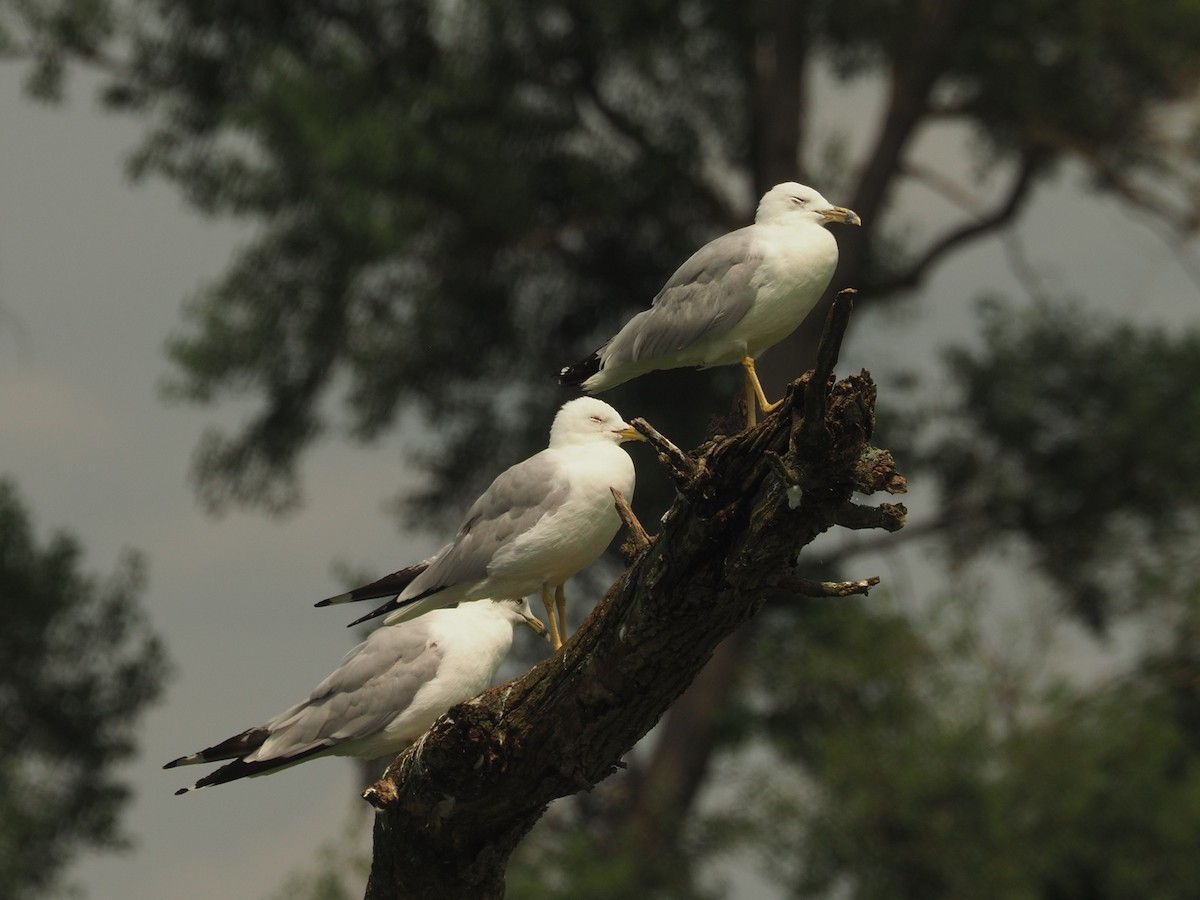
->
[[1, 68, 1196, 900]]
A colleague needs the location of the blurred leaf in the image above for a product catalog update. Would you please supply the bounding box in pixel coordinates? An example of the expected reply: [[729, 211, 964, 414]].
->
[[0, 478, 170, 899]]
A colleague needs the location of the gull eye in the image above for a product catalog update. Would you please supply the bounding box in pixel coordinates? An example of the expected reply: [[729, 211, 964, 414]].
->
[[590, 415, 603, 423], [790, 195, 805, 205]]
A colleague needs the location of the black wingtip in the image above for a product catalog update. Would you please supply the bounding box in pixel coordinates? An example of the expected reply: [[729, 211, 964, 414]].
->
[[347, 605, 391, 628], [346, 584, 446, 627], [318, 563, 431, 609], [174, 787, 190, 796], [557, 352, 601, 387]]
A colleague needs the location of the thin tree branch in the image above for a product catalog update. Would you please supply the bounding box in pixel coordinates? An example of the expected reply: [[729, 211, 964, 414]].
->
[[902, 161, 990, 213], [631, 416, 699, 488], [818, 513, 953, 565], [814, 493, 1002, 568], [802, 288, 856, 434], [610, 487, 652, 559], [775, 575, 882, 598], [834, 500, 908, 532], [873, 149, 1044, 295]]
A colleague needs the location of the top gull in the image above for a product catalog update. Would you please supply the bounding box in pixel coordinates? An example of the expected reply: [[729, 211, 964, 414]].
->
[[559, 182, 860, 427]]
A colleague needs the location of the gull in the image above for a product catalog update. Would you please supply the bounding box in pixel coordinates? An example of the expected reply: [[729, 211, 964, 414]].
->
[[165, 599, 544, 793], [558, 182, 861, 427], [317, 396, 643, 649]]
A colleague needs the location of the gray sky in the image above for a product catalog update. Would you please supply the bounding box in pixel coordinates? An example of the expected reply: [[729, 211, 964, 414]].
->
[[1, 69, 1196, 900], [0, 74, 425, 899]]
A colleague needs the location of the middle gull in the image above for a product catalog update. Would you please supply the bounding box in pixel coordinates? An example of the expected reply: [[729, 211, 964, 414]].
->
[[318, 396, 643, 649]]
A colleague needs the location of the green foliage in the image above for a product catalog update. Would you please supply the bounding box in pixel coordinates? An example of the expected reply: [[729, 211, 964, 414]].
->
[[927, 299, 1200, 629], [700, 581, 1200, 900], [10, 0, 1200, 520], [0, 0, 116, 101], [780, 654, 1200, 900], [118, 0, 743, 517], [748, 602, 944, 763], [0, 478, 170, 900], [1005, 683, 1200, 900], [508, 814, 722, 900]]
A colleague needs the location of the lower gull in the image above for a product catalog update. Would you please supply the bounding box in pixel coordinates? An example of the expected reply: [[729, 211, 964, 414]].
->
[[165, 599, 544, 793]]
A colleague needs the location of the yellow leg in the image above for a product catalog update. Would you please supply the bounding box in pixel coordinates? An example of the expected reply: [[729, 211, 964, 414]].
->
[[554, 584, 568, 647], [541, 584, 562, 651], [741, 356, 781, 428], [743, 370, 757, 428]]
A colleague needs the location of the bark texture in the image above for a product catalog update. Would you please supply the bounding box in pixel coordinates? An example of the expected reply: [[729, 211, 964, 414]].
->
[[362, 291, 905, 899]]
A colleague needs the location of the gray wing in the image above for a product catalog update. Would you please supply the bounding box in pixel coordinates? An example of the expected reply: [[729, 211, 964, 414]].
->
[[348, 458, 571, 628], [350, 453, 571, 626], [257, 620, 444, 758], [603, 226, 762, 365], [404, 452, 570, 596]]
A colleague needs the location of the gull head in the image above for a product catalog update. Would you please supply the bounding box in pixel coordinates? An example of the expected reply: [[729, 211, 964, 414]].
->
[[755, 182, 862, 229], [549, 397, 644, 448], [489, 598, 547, 636]]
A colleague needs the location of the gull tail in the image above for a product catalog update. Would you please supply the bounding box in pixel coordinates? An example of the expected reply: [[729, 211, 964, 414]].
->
[[315, 562, 430, 607], [171, 745, 329, 795], [557, 352, 601, 388]]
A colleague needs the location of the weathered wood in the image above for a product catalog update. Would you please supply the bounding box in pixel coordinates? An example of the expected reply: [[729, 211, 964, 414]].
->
[[362, 294, 905, 899]]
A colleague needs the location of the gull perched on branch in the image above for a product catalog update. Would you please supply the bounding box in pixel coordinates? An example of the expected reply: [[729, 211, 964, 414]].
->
[[558, 182, 860, 427], [317, 397, 643, 649], [165, 599, 544, 794]]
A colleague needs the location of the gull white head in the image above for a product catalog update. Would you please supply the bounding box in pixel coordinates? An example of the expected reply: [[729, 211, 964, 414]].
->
[[548, 397, 643, 448], [755, 182, 862, 229]]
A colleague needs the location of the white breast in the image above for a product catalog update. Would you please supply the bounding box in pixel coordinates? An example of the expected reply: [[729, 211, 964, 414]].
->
[[716, 223, 839, 361], [486, 444, 635, 593]]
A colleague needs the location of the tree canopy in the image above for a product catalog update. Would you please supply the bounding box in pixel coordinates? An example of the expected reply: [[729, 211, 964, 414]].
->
[[5, 0, 1200, 897], [6, 0, 1199, 519]]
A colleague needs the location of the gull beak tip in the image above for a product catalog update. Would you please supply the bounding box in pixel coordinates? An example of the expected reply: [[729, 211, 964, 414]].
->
[[826, 206, 861, 227], [617, 425, 646, 442]]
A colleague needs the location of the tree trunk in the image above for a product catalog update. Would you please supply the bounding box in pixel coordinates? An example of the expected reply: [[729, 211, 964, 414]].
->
[[361, 293, 906, 899], [758, 0, 969, 397], [751, 0, 808, 192]]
